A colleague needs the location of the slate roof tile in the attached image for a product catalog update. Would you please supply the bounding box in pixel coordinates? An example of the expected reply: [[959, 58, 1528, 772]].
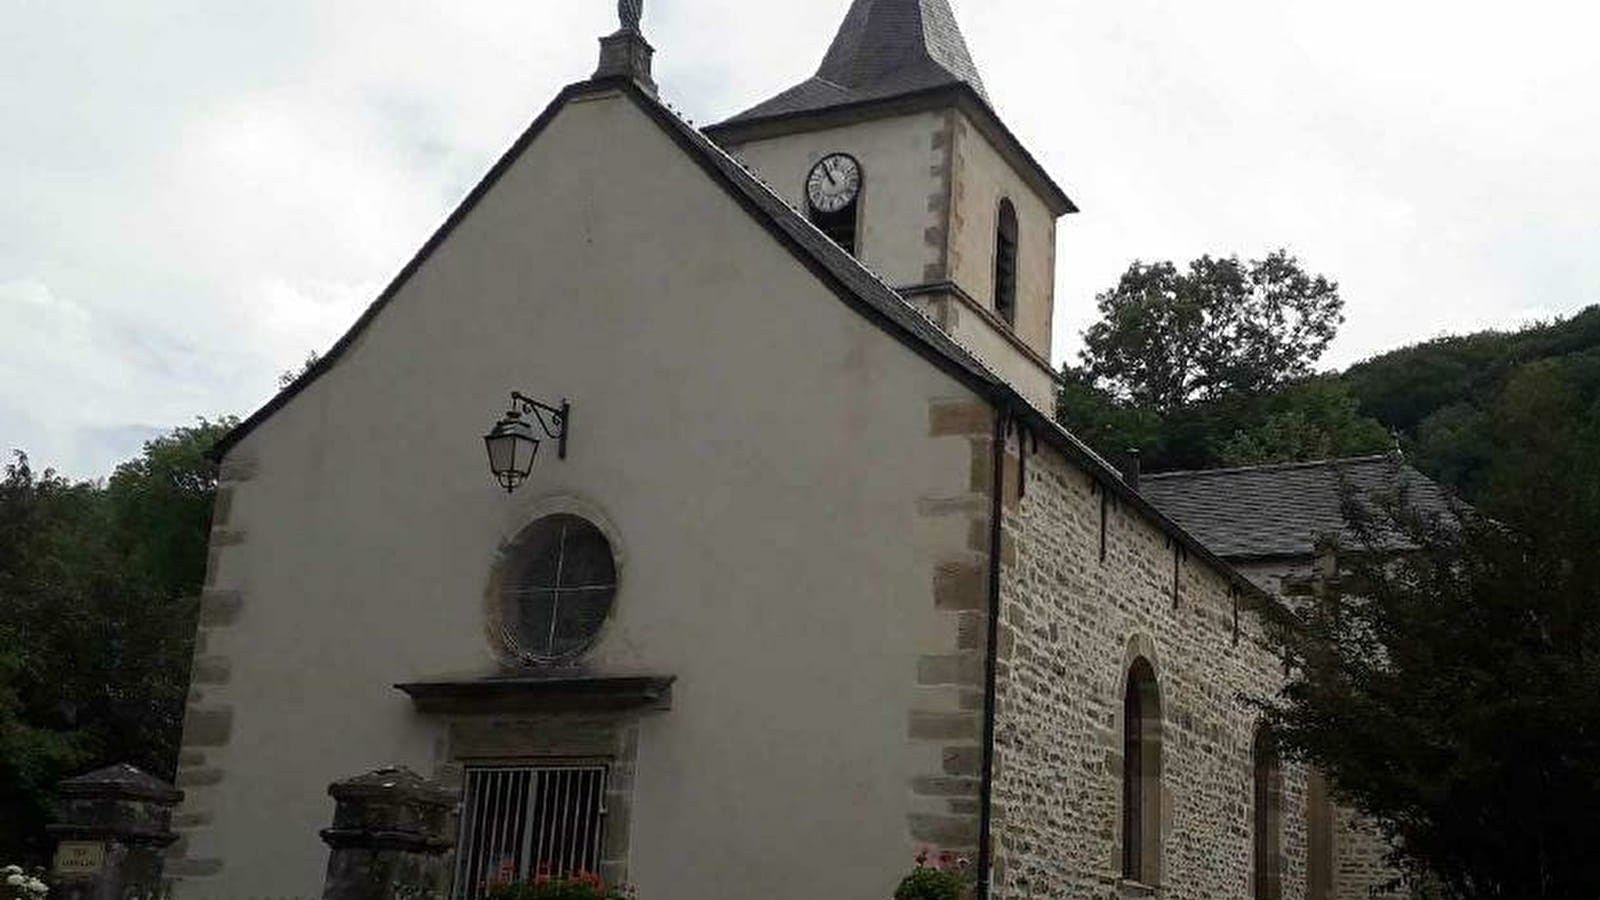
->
[[1139, 454, 1457, 560], [725, 0, 987, 124]]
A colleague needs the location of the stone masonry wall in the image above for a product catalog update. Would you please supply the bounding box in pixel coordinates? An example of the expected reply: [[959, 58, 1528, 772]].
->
[[989, 436, 1311, 900], [1232, 561, 1403, 900]]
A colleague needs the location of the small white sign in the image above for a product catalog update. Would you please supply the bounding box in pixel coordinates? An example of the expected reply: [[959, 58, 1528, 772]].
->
[[53, 841, 105, 876]]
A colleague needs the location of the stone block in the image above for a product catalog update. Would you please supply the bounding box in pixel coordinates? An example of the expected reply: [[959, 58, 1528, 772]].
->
[[929, 401, 992, 437], [912, 776, 979, 798], [181, 707, 234, 748], [956, 611, 987, 650], [165, 858, 223, 878], [172, 811, 213, 829], [910, 711, 981, 741], [211, 487, 234, 527], [908, 813, 979, 846], [918, 654, 983, 686], [197, 591, 243, 627], [969, 439, 995, 494], [942, 746, 982, 776], [175, 767, 224, 788], [209, 529, 247, 547], [190, 656, 231, 685], [217, 457, 257, 483], [934, 562, 987, 611]]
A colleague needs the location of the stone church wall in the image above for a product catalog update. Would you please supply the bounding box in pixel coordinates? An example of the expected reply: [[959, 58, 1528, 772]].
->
[[989, 433, 1313, 900], [1233, 560, 1403, 900]]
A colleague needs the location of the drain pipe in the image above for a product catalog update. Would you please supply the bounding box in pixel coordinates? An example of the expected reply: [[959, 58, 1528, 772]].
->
[[975, 400, 1010, 900]]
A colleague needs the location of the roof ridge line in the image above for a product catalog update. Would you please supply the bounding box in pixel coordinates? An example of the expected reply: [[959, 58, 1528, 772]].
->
[[1142, 453, 1396, 481]]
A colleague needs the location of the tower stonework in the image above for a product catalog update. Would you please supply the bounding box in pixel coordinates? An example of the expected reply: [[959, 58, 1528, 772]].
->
[[705, 0, 1075, 410]]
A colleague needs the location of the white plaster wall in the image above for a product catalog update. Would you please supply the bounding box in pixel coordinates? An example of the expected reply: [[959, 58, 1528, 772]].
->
[[903, 291, 1057, 410], [722, 109, 1064, 413], [719, 111, 947, 290], [178, 89, 980, 900]]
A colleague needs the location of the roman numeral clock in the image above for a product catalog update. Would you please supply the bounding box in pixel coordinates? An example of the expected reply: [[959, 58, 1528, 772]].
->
[[805, 153, 862, 256]]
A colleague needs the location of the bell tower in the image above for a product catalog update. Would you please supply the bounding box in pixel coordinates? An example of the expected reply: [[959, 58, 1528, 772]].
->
[[704, 0, 1076, 409]]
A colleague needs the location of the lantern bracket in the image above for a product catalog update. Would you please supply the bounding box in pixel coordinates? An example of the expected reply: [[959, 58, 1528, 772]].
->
[[508, 392, 570, 460]]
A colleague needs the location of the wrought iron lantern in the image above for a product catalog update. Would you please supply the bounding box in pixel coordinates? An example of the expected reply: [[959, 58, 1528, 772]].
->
[[484, 392, 570, 493]]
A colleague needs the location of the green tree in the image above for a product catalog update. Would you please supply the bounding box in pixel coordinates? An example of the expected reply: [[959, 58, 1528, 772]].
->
[[1217, 377, 1391, 467], [1255, 361, 1600, 898], [1339, 306, 1600, 500], [1055, 368, 1166, 466], [106, 420, 236, 599], [1061, 251, 1361, 472], [0, 418, 235, 864], [0, 455, 102, 861], [278, 350, 321, 390], [1078, 250, 1343, 412]]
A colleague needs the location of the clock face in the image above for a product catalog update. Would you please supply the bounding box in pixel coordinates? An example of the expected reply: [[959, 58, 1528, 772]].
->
[[806, 154, 862, 214]]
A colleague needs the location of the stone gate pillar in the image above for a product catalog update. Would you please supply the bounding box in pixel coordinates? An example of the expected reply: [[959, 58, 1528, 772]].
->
[[47, 763, 183, 900], [319, 766, 456, 900]]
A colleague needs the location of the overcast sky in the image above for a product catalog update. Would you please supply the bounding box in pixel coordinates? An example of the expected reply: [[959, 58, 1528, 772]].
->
[[5, 0, 1598, 479]]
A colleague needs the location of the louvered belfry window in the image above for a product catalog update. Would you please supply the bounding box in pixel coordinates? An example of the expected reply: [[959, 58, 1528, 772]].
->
[[994, 199, 1019, 326], [499, 515, 618, 664], [453, 766, 609, 900]]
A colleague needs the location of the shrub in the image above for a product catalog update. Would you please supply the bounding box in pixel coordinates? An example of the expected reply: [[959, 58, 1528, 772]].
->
[[0, 866, 47, 900], [895, 851, 973, 900], [483, 866, 633, 900]]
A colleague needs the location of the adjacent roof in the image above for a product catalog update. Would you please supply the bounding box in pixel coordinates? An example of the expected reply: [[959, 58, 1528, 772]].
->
[[725, 0, 987, 123], [1139, 454, 1457, 561]]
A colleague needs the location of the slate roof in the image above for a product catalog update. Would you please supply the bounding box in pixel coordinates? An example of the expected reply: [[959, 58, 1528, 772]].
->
[[724, 0, 988, 123], [1139, 454, 1457, 560]]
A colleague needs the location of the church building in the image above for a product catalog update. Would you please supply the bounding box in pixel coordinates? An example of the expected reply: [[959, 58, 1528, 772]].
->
[[169, 2, 1400, 898]]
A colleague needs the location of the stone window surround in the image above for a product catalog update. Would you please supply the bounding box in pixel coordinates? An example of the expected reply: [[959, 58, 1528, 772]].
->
[[1115, 635, 1166, 891], [1253, 725, 1286, 900], [434, 712, 648, 889], [485, 495, 627, 670], [442, 494, 648, 888]]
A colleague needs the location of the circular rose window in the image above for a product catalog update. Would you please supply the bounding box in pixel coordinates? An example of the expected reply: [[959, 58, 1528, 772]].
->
[[498, 514, 618, 664]]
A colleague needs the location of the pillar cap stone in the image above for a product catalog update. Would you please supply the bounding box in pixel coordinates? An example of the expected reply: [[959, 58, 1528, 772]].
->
[[49, 764, 182, 847], [326, 766, 454, 807], [320, 767, 456, 855], [58, 764, 184, 804]]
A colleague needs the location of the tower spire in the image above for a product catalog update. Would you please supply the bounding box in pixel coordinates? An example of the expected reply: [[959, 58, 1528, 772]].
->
[[595, 0, 656, 94], [720, 0, 986, 124], [817, 0, 986, 99]]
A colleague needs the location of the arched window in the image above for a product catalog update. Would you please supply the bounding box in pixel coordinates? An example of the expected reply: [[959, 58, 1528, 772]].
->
[[1122, 658, 1162, 884], [993, 199, 1019, 326], [1253, 726, 1284, 900], [1306, 768, 1334, 900]]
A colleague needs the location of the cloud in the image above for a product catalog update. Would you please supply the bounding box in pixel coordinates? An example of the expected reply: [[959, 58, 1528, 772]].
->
[[3, 0, 1598, 478]]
